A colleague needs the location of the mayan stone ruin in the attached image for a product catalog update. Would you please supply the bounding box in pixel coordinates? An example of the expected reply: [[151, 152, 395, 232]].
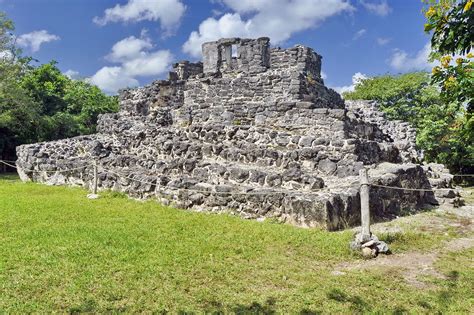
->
[[16, 37, 458, 230]]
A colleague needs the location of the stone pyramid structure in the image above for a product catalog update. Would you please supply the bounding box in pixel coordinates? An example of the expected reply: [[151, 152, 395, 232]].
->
[[16, 37, 456, 230]]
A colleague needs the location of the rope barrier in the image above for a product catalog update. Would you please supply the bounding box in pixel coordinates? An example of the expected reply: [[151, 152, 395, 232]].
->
[[0, 160, 88, 173], [369, 183, 457, 192], [102, 168, 352, 196], [0, 160, 16, 168], [0, 159, 470, 194], [1, 159, 355, 196]]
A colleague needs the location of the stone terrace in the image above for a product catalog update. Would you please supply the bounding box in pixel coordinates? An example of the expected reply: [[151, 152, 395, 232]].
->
[[16, 37, 455, 230]]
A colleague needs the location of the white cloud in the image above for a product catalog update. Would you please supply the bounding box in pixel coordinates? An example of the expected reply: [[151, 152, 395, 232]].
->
[[64, 69, 80, 80], [183, 13, 249, 57], [332, 72, 368, 95], [121, 50, 173, 77], [89, 67, 139, 94], [360, 0, 392, 16], [106, 34, 153, 62], [17, 30, 60, 52], [376, 37, 391, 45], [389, 43, 435, 72], [93, 0, 186, 34], [183, 0, 354, 57], [89, 32, 173, 93], [353, 28, 366, 40], [321, 71, 328, 80]]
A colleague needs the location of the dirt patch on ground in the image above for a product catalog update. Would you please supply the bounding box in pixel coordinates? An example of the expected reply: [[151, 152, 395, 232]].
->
[[335, 237, 473, 288], [335, 191, 473, 288], [351, 202, 473, 236]]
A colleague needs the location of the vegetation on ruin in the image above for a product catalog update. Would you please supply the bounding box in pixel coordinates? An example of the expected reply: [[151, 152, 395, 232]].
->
[[345, 1, 473, 176], [0, 175, 472, 313], [343, 72, 473, 176], [0, 13, 118, 163]]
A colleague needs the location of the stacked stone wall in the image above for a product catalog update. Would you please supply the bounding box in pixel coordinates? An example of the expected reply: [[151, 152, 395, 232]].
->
[[171, 61, 203, 81], [15, 37, 454, 230], [346, 100, 420, 163], [203, 37, 270, 75]]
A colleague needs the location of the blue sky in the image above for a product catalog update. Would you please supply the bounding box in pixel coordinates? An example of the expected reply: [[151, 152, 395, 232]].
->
[[1, 0, 434, 94]]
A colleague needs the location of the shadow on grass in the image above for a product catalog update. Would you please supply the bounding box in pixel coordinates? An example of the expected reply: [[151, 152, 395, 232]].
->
[[199, 297, 323, 314], [0, 172, 19, 181], [436, 270, 460, 311], [68, 297, 324, 314], [326, 288, 371, 313], [70, 290, 440, 314], [69, 299, 98, 314], [200, 298, 284, 314]]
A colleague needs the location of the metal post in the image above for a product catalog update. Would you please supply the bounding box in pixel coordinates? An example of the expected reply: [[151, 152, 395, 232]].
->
[[93, 160, 98, 195], [359, 168, 371, 242]]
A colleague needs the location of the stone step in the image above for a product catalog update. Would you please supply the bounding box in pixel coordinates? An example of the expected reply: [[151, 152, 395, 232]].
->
[[92, 165, 360, 230], [99, 119, 401, 176], [97, 155, 326, 192], [175, 98, 345, 116], [120, 134, 398, 177], [100, 115, 345, 145]]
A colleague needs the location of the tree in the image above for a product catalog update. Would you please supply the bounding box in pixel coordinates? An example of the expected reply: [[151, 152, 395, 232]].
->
[[343, 73, 473, 175], [342, 72, 439, 122], [1, 60, 119, 162], [0, 11, 19, 60], [0, 13, 40, 166], [424, 0, 473, 110], [0, 62, 42, 164], [0, 11, 119, 169], [20, 61, 69, 116], [63, 79, 118, 135], [423, 0, 473, 177], [20, 62, 119, 140]]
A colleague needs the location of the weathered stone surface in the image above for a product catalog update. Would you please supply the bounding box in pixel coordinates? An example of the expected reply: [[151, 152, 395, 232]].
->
[[15, 37, 457, 230], [318, 159, 337, 174], [345, 100, 420, 163]]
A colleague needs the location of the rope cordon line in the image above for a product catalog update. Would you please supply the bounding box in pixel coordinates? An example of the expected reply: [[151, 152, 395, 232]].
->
[[102, 168, 352, 195], [0, 160, 88, 173], [368, 183, 458, 192], [1, 160, 353, 195], [0, 159, 469, 194]]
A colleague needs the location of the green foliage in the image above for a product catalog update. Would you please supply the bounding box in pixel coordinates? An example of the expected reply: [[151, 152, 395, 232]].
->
[[343, 72, 435, 122], [344, 72, 473, 174], [0, 11, 20, 59], [0, 12, 118, 162], [431, 56, 474, 111], [424, 0, 473, 56], [0, 13, 40, 161], [423, 0, 474, 110], [63, 80, 118, 134], [20, 62, 119, 140], [423, 0, 473, 174], [0, 67, 42, 159]]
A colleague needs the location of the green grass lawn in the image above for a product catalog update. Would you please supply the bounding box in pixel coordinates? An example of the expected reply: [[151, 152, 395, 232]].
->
[[0, 174, 472, 313]]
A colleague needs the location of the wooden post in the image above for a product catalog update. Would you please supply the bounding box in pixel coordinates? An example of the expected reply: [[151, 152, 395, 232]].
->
[[93, 160, 98, 195], [359, 168, 371, 242]]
